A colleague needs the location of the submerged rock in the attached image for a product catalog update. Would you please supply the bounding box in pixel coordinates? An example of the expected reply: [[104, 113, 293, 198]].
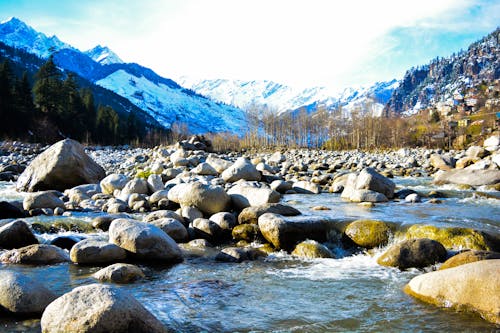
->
[[0, 271, 56, 315], [0, 244, 70, 264], [41, 284, 169, 333], [433, 169, 500, 186], [70, 239, 127, 265], [93, 263, 145, 284], [405, 260, 500, 325], [16, 139, 105, 192]]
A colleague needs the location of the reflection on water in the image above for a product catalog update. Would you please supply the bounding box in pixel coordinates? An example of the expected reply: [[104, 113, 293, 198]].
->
[[0, 179, 499, 332]]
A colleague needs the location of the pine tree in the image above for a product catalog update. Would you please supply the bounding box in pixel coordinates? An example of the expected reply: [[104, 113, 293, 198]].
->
[[13, 72, 35, 133], [33, 56, 63, 115], [0, 60, 15, 137]]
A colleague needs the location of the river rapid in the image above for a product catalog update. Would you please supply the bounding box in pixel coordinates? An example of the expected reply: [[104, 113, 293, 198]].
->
[[1, 175, 499, 332]]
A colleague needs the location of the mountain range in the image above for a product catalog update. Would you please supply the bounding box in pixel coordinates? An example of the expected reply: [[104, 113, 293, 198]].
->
[[0, 17, 498, 134]]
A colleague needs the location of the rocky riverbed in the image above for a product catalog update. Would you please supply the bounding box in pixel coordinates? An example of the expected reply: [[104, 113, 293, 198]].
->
[[0, 135, 499, 332]]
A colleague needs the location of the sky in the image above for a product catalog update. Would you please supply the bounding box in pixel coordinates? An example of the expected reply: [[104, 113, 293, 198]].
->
[[1, 0, 499, 90]]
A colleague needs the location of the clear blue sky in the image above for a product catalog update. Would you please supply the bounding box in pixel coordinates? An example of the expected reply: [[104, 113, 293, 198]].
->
[[1, 0, 499, 90]]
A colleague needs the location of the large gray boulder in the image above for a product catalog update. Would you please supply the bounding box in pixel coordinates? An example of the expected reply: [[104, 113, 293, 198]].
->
[[238, 203, 301, 225], [168, 182, 230, 215], [40, 284, 169, 333], [205, 154, 232, 173], [23, 191, 65, 211], [109, 218, 183, 262], [149, 218, 188, 242], [0, 271, 56, 315], [70, 239, 127, 264], [16, 139, 105, 192], [0, 244, 70, 264], [227, 182, 280, 210], [0, 220, 38, 249], [258, 213, 333, 251], [341, 168, 395, 202], [221, 157, 261, 182], [434, 169, 500, 186], [405, 260, 500, 325]]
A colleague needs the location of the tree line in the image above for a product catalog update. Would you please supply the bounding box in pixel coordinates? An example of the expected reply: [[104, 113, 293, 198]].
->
[[0, 56, 164, 145]]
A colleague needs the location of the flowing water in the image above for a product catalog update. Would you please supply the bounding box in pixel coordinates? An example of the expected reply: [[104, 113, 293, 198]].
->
[[0, 178, 499, 332]]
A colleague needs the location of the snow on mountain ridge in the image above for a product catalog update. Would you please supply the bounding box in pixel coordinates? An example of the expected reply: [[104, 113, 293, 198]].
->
[[84, 45, 123, 65]]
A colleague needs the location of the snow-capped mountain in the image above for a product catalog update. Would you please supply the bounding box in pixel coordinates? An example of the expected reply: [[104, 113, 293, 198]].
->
[[0, 17, 72, 59], [177, 77, 398, 117], [0, 17, 246, 134], [84, 45, 123, 65]]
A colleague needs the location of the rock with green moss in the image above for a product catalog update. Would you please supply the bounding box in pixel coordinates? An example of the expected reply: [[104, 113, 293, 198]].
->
[[292, 240, 334, 259], [377, 238, 447, 270], [404, 224, 499, 251], [232, 224, 262, 242], [344, 219, 392, 249], [439, 250, 500, 270]]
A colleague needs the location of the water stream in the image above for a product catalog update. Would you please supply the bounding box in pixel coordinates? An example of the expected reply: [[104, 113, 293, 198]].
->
[[0, 178, 499, 332]]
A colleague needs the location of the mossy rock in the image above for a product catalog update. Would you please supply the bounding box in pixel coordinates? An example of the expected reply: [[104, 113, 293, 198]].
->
[[377, 238, 447, 270], [291, 240, 334, 259], [232, 224, 262, 242], [135, 169, 153, 179], [403, 224, 498, 251], [49, 219, 94, 233], [344, 219, 392, 249], [439, 250, 500, 270]]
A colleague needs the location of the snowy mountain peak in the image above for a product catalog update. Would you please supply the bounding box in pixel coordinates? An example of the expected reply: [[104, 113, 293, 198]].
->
[[0, 16, 72, 58], [84, 44, 123, 65]]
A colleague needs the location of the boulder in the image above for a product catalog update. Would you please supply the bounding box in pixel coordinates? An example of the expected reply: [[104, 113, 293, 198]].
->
[[193, 162, 218, 176], [121, 178, 149, 195], [221, 157, 261, 182], [70, 239, 127, 264], [23, 191, 64, 211], [0, 201, 26, 219], [0, 271, 56, 315], [144, 210, 184, 223], [205, 154, 232, 173], [179, 206, 203, 224], [93, 263, 145, 284], [147, 174, 164, 193], [149, 218, 188, 242], [439, 250, 500, 270], [40, 284, 169, 333], [227, 182, 280, 210], [292, 181, 321, 194], [270, 180, 293, 193], [168, 182, 230, 215], [483, 135, 500, 152], [0, 244, 70, 264], [465, 145, 488, 159], [100, 173, 130, 195], [348, 189, 388, 203], [238, 203, 301, 225], [109, 218, 183, 262], [191, 218, 223, 242], [344, 219, 392, 249], [50, 235, 83, 250], [0, 220, 38, 249], [433, 169, 500, 186], [291, 240, 334, 259], [16, 139, 105, 192], [92, 213, 131, 231], [404, 224, 498, 251], [258, 213, 333, 251], [377, 238, 447, 270], [429, 154, 454, 171], [341, 168, 395, 202], [268, 151, 286, 165], [405, 260, 500, 325], [215, 247, 265, 263], [149, 190, 170, 206]]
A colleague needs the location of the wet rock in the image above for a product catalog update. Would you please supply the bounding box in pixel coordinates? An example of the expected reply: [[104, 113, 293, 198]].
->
[[109, 218, 183, 263], [258, 213, 333, 251], [23, 191, 64, 211], [405, 193, 421, 203], [0, 244, 70, 264], [221, 157, 261, 182], [227, 181, 280, 210], [0, 220, 38, 249], [440, 250, 500, 270], [0, 201, 26, 219], [405, 260, 500, 325], [16, 139, 105, 192], [93, 263, 145, 284], [0, 271, 56, 315], [149, 218, 188, 242], [434, 169, 500, 186], [377, 238, 447, 270], [70, 239, 127, 264], [215, 246, 265, 263], [50, 235, 84, 250], [232, 224, 262, 242], [144, 210, 184, 224], [270, 180, 293, 193], [92, 213, 131, 231], [168, 182, 230, 215], [348, 189, 388, 203], [292, 240, 334, 259], [238, 203, 301, 225], [404, 224, 499, 251], [344, 219, 392, 249], [41, 284, 169, 333]]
